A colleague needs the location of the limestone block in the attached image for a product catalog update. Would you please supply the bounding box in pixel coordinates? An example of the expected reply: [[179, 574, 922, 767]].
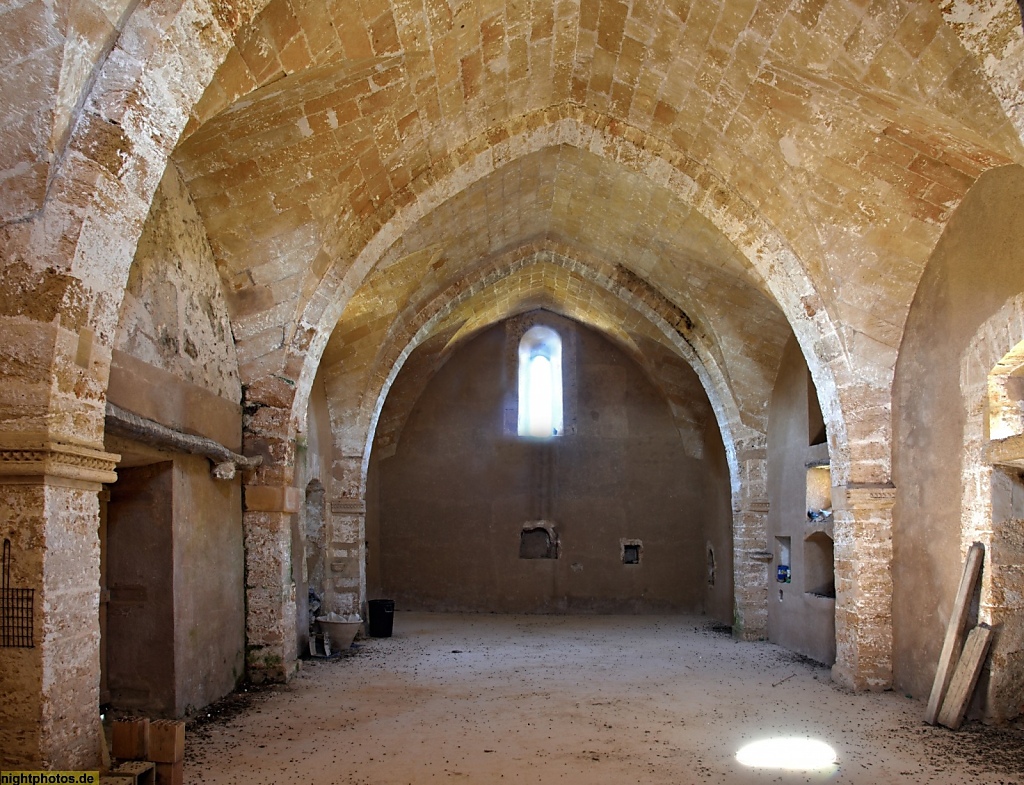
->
[[244, 485, 301, 513], [244, 588, 290, 647], [332, 514, 362, 541], [330, 557, 360, 580]]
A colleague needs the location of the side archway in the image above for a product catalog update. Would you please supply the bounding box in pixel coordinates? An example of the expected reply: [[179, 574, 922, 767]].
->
[[322, 244, 769, 641], [959, 294, 1024, 721]]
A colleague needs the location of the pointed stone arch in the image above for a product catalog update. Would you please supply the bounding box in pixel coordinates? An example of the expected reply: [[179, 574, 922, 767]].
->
[[290, 107, 855, 482], [274, 110, 893, 682]]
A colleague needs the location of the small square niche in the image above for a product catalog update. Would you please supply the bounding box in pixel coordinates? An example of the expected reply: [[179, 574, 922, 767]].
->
[[621, 540, 642, 565]]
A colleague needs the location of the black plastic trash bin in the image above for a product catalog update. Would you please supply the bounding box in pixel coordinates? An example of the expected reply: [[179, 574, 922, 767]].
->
[[368, 599, 395, 638]]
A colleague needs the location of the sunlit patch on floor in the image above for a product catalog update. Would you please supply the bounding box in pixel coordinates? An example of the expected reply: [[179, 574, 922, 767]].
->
[[736, 737, 838, 771]]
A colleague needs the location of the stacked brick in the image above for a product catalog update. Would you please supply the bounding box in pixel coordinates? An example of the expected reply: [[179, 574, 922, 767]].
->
[[105, 719, 185, 785]]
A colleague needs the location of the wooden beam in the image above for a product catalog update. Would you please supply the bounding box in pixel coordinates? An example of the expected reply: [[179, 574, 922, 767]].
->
[[924, 542, 984, 725], [937, 624, 994, 730], [105, 402, 262, 479]]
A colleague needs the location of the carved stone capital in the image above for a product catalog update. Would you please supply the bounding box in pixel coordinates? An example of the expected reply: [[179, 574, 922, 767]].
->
[[0, 433, 119, 484]]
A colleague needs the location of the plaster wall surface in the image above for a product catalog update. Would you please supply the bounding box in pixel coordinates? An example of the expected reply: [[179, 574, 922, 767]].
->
[[107, 351, 243, 451], [893, 164, 1024, 710], [172, 454, 245, 715], [373, 314, 732, 617], [767, 337, 836, 666]]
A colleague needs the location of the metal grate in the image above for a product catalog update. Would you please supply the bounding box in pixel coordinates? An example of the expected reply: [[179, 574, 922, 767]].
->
[[1, 539, 34, 648]]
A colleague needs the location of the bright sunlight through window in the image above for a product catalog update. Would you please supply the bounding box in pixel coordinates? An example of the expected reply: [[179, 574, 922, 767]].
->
[[736, 738, 838, 771], [518, 326, 563, 438]]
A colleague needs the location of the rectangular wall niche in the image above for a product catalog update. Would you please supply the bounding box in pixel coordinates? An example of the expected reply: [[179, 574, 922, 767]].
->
[[520, 525, 557, 559], [775, 536, 791, 584], [806, 466, 832, 519], [804, 532, 836, 598], [621, 539, 642, 565]]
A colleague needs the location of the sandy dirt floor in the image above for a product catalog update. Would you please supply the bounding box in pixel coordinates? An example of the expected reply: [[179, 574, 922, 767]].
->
[[186, 614, 1024, 784]]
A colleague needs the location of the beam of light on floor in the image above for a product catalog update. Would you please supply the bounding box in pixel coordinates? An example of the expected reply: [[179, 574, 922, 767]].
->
[[736, 738, 838, 771]]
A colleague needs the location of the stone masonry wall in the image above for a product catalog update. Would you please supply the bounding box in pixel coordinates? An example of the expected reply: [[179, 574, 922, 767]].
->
[[116, 164, 241, 403]]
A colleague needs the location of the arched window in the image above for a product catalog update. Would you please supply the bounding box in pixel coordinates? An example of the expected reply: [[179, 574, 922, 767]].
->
[[518, 326, 563, 438]]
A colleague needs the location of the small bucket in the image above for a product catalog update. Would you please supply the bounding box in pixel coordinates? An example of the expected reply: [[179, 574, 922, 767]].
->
[[368, 599, 395, 638]]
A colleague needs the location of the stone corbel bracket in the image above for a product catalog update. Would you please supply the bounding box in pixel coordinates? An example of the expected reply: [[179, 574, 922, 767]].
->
[[105, 402, 262, 480]]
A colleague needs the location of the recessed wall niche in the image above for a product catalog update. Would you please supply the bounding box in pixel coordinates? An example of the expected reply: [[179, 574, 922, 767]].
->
[[520, 526, 557, 559], [806, 466, 832, 520], [804, 532, 836, 598], [775, 536, 791, 584], [621, 539, 642, 565]]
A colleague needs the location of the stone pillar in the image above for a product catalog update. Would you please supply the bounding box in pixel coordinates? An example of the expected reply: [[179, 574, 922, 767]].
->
[[242, 376, 302, 683], [327, 454, 367, 618], [732, 442, 769, 641], [831, 483, 896, 691], [0, 437, 118, 769], [327, 498, 366, 617], [242, 485, 299, 683], [732, 499, 771, 640]]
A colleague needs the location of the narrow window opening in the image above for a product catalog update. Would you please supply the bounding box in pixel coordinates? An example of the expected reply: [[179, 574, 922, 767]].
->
[[527, 356, 553, 436], [518, 326, 563, 438]]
